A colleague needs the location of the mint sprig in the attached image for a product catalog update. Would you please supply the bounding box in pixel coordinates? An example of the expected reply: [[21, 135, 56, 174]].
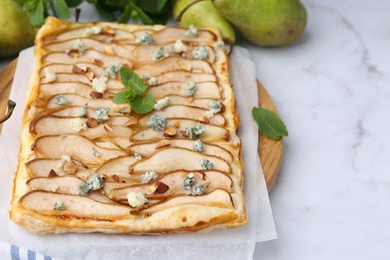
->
[[252, 107, 288, 140], [113, 67, 155, 115]]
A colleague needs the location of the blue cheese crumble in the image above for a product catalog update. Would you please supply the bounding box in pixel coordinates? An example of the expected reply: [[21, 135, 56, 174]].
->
[[208, 100, 222, 114], [95, 107, 110, 121], [135, 32, 154, 45], [148, 77, 158, 86], [71, 118, 87, 132], [102, 64, 122, 79], [184, 81, 196, 97], [214, 41, 225, 49], [44, 68, 56, 83], [142, 73, 153, 79], [79, 173, 104, 195], [172, 40, 187, 53], [185, 123, 206, 139], [79, 106, 88, 117], [183, 172, 206, 196], [53, 200, 66, 211], [92, 148, 101, 158], [127, 192, 148, 207], [92, 77, 107, 93], [70, 39, 86, 55], [83, 26, 102, 36], [191, 183, 207, 195], [200, 159, 214, 170], [154, 96, 170, 111], [148, 115, 168, 131], [134, 153, 142, 160], [192, 46, 208, 60], [193, 139, 204, 152], [153, 46, 169, 61], [185, 25, 198, 38], [141, 171, 158, 183], [54, 95, 68, 106]]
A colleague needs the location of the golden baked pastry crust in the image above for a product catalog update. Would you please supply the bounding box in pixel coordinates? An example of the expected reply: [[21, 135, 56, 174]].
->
[[10, 17, 246, 234]]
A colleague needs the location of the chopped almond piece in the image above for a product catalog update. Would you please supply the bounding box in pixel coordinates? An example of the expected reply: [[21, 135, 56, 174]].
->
[[128, 165, 133, 174], [187, 97, 194, 103], [163, 126, 177, 137], [147, 184, 157, 193], [72, 64, 88, 74], [86, 118, 98, 128], [155, 181, 169, 194], [67, 49, 80, 58], [93, 59, 103, 66], [198, 115, 209, 123], [85, 70, 95, 81], [104, 46, 115, 55], [48, 169, 58, 177], [179, 129, 188, 138], [173, 121, 180, 128], [63, 161, 78, 174], [101, 27, 115, 37], [112, 175, 120, 183], [111, 39, 119, 44], [104, 123, 113, 132], [155, 140, 171, 149], [90, 91, 103, 99]]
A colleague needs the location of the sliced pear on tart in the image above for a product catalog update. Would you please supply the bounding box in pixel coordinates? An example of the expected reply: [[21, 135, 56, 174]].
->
[[40, 63, 105, 77], [147, 82, 220, 100], [128, 139, 233, 163], [20, 190, 130, 219], [26, 158, 95, 178], [128, 147, 230, 174], [33, 135, 126, 163], [95, 156, 137, 179], [154, 71, 216, 85]]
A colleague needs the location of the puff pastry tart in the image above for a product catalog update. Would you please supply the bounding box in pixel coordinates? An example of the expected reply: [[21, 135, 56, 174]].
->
[[10, 17, 247, 234]]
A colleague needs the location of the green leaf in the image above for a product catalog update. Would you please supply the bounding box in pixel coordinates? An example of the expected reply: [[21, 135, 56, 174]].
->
[[118, 4, 132, 23], [134, 0, 169, 14], [55, 0, 71, 19], [130, 3, 153, 24], [252, 107, 288, 140], [130, 95, 155, 114], [119, 67, 147, 95], [95, 4, 117, 21], [113, 91, 131, 104], [65, 0, 84, 8], [104, 0, 127, 7], [30, 0, 45, 27]]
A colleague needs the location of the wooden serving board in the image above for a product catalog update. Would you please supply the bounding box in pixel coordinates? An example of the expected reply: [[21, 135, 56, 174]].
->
[[0, 60, 282, 191]]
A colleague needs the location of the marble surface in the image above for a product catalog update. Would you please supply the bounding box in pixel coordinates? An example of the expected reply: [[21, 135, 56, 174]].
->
[[1, 0, 390, 259]]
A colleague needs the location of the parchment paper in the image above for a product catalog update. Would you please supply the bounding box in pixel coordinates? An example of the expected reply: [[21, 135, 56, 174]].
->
[[0, 46, 276, 259]]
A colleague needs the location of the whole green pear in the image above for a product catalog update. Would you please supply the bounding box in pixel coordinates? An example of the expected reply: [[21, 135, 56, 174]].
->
[[173, 0, 236, 43], [213, 0, 307, 46], [0, 0, 35, 58]]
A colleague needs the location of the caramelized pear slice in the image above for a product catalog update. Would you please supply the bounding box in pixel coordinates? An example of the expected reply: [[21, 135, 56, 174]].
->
[[140, 27, 216, 44], [138, 105, 225, 127], [45, 38, 134, 60], [26, 158, 95, 177], [143, 189, 234, 214], [95, 156, 137, 179], [40, 63, 104, 77], [135, 57, 213, 75], [43, 50, 131, 68], [46, 94, 129, 112], [44, 27, 134, 42], [129, 147, 230, 174], [155, 71, 216, 85], [132, 119, 229, 142], [50, 106, 96, 117], [110, 170, 233, 201], [33, 135, 126, 163], [128, 139, 233, 162], [40, 82, 119, 98], [147, 82, 220, 100], [20, 191, 130, 219], [33, 117, 132, 139]]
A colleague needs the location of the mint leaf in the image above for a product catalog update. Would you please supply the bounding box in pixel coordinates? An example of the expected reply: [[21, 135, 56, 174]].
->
[[96, 4, 116, 21], [30, 0, 45, 27], [119, 67, 147, 95], [130, 3, 154, 24], [130, 95, 155, 114], [118, 4, 132, 23], [252, 107, 288, 140], [55, 0, 71, 19], [113, 91, 130, 104]]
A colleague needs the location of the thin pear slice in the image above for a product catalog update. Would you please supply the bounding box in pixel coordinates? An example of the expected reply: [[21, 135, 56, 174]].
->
[[137, 105, 225, 127], [45, 38, 134, 60], [41, 73, 124, 90], [110, 170, 233, 201], [44, 27, 135, 42], [155, 71, 216, 85], [40, 63, 105, 77], [143, 189, 234, 214], [46, 94, 129, 113], [135, 57, 213, 75], [103, 182, 133, 196], [132, 119, 229, 142], [40, 82, 119, 99], [95, 156, 137, 180], [165, 96, 218, 109], [27, 176, 115, 204], [20, 191, 130, 219], [95, 136, 132, 150], [33, 135, 126, 163], [147, 82, 220, 100], [43, 50, 132, 68], [142, 27, 216, 44], [129, 147, 231, 174], [128, 139, 233, 162], [132, 45, 215, 64], [26, 158, 95, 177]]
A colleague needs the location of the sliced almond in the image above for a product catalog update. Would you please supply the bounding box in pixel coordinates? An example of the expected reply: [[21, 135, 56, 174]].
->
[[198, 115, 209, 123], [112, 175, 120, 183], [111, 39, 119, 44], [173, 121, 180, 128], [86, 118, 98, 128], [104, 123, 113, 132], [63, 161, 78, 174], [67, 49, 80, 58], [85, 70, 95, 81], [101, 27, 115, 37], [72, 64, 88, 74], [155, 181, 169, 194], [104, 46, 115, 55], [187, 97, 194, 103], [94, 59, 103, 66], [48, 169, 58, 177], [90, 91, 103, 99], [147, 184, 157, 193], [163, 126, 177, 137], [155, 139, 171, 149], [128, 165, 133, 174]]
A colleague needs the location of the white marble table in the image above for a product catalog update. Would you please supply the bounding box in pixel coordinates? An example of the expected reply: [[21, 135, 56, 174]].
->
[[1, 0, 389, 259]]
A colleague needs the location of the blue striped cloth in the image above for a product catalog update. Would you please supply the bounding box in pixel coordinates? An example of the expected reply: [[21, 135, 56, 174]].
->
[[0, 242, 54, 260]]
